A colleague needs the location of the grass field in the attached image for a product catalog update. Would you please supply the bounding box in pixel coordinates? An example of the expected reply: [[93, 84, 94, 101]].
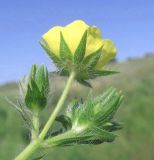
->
[[0, 54, 154, 160]]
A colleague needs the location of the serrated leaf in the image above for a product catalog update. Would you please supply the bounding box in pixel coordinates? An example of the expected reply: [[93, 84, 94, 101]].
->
[[39, 42, 62, 67], [56, 115, 72, 130], [83, 46, 102, 69], [74, 30, 87, 63], [60, 32, 72, 60]]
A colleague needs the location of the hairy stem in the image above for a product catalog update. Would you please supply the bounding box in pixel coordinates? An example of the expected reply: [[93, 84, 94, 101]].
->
[[39, 71, 76, 140], [15, 71, 75, 160], [31, 111, 39, 140], [15, 140, 41, 160]]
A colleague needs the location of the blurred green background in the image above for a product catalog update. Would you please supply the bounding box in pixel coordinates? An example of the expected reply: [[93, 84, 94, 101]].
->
[[0, 54, 154, 160]]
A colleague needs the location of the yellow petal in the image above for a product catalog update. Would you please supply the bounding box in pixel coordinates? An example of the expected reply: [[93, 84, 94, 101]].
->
[[88, 26, 102, 39], [42, 26, 63, 55], [96, 39, 117, 69], [62, 20, 89, 54], [85, 26, 103, 56]]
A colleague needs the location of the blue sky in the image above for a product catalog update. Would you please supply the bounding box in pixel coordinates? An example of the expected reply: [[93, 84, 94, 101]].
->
[[0, 0, 154, 84]]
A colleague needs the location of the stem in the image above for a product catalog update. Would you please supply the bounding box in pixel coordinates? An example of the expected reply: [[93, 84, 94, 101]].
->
[[39, 71, 76, 140], [15, 140, 41, 160], [31, 111, 39, 140], [15, 71, 75, 160]]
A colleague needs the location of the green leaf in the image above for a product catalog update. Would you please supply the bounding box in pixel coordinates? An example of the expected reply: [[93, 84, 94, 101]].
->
[[74, 30, 88, 63], [39, 42, 62, 67], [83, 46, 102, 69], [60, 32, 72, 60]]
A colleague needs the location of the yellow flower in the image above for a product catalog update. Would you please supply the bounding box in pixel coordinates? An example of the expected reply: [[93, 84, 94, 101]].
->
[[41, 20, 118, 85], [42, 20, 116, 69]]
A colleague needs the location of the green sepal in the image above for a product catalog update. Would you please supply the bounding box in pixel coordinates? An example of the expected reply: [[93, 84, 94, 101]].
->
[[45, 127, 115, 147], [66, 99, 79, 123], [44, 67, 49, 95], [29, 64, 37, 81], [25, 80, 46, 112], [45, 128, 63, 139], [103, 122, 123, 132], [89, 70, 119, 79], [57, 69, 119, 87], [58, 69, 70, 77], [74, 30, 88, 63], [77, 79, 92, 88], [30, 153, 46, 160], [77, 128, 116, 145], [56, 115, 72, 130], [60, 32, 72, 60], [35, 65, 46, 92], [94, 91, 123, 124], [39, 42, 62, 68], [94, 87, 115, 104], [83, 46, 102, 69]]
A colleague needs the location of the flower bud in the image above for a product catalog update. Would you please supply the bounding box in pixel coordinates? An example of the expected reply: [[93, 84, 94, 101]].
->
[[67, 88, 123, 133], [45, 88, 123, 147], [25, 64, 49, 112], [40, 20, 117, 86]]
